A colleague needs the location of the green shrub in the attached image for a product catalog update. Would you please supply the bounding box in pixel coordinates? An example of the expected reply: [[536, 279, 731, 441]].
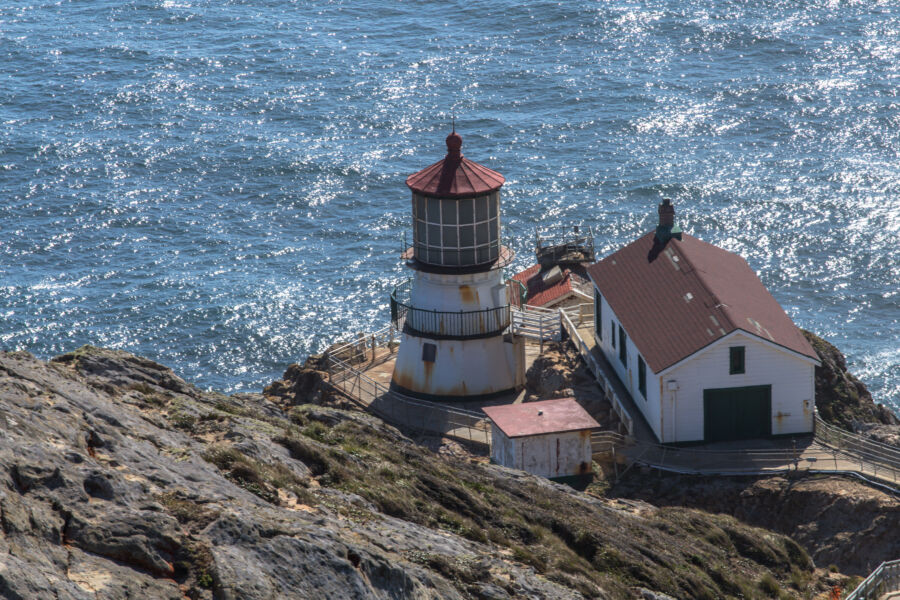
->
[[759, 573, 781, 597]]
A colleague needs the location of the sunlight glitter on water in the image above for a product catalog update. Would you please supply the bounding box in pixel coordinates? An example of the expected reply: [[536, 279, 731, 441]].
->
[[0, 0, 896, 412]]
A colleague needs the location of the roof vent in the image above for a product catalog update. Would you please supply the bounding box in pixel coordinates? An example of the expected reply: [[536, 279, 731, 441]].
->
[[537, 410, 544, 416]]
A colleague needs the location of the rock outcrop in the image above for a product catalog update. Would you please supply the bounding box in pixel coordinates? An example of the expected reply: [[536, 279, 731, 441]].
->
[[0, 346, 843, 599], [802, 330, 899, 431], [612, 473, 900, 577]]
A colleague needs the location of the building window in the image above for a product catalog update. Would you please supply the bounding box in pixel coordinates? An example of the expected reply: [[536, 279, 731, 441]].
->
[[422, 343, 437, 363], [638, 356, 646, 399], [611, 321, 616, 349], [594, 289, 602, 339], [729, 346, 745, 374], [619, 325, 627, 367]]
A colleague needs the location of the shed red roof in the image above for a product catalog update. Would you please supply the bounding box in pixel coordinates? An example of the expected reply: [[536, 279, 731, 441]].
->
[[482, 398, 599, 438], [510, 264, 589, 308], [406, 132, 505, 198], [586, 232, 818, 373]]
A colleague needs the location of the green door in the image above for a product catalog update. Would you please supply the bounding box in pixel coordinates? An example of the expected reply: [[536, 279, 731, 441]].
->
[[703, 385, 771, 442]]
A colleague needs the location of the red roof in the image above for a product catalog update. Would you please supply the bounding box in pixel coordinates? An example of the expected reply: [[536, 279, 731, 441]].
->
[[406, 131, 505, 198], [482, 398, 599, 438], [586, 232, 818, 373], [510, 264, 588, 308]]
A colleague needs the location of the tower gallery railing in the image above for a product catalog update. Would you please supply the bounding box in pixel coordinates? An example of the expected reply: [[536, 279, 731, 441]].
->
[[390, 278, 510, 339]]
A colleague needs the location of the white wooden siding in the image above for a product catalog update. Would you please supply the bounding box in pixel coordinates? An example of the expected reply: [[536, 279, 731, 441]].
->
[[593, 293, 662, 440], [664, 331, 815, 442], [490, 427, 592, 479]]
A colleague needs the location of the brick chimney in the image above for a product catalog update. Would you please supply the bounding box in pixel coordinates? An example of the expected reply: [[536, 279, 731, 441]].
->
[[653, 198, 682, 245], [658, 198, 675, 228]]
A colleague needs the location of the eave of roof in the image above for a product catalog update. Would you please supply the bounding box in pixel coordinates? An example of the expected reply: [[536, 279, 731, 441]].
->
[[406, 155, 504, 198]]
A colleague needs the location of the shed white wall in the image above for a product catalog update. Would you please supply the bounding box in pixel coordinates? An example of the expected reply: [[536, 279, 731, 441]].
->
[[592, 292, 662, 440], [490, 428, 593, 479], [663, 331, 815, 442], [491, 423, 515, 466]]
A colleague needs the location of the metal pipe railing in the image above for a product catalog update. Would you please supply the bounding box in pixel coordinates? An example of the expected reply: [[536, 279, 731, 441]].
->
[[560, 309, 634, 436], [390, 279, 510, 339], [845, 559, 900, 600], [323, 347, 490, 447]]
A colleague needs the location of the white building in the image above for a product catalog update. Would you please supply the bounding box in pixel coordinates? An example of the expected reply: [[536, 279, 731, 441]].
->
[[390, 130, 525, 401], [586, 199, 820, 444], [483, 398, 598, 479]]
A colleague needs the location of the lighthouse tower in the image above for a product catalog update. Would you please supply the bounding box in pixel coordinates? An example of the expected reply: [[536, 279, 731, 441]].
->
[[390, 130, 524, 401]]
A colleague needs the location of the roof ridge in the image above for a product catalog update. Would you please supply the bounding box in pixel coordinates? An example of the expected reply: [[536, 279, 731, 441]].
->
[[459, 158, 478, 193]]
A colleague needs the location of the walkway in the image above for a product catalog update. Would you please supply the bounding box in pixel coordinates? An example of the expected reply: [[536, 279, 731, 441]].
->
[[575, 323, 657, 443], [323, 329, 491, 446]]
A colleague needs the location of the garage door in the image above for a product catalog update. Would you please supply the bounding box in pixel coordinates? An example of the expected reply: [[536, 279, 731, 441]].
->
[[703, 385, 771, 442]]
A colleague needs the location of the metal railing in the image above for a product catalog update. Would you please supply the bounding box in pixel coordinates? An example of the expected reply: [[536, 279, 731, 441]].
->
[[560, 309, 635, 436], [845, 559, 900, 600], [322, 343, 491, 447], [815, 416, 900, 474], [390, 279, 510, 339], [511, 307, 560, 348], [325, 324, 398, 366], [535, 225, 595, 264], [591, 431, 900, 492]]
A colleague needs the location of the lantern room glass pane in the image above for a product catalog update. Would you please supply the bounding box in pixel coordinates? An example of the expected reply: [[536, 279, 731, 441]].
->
[[427, 224, 441, 246], [442, 225, 457, 247], [416, 220, 427, 244], [477, 246, 489, 263], [488, 218, 499, 244], [428, 248, 442, 264], [441, 200, 456, 225], [458, 198, 474, 224], [415, 195, 426, 220], [427, 198, 440, 223], [489, 194, 498, 219], [460, 249, 475, 265], [459, 225, 474, 247], [443, 249, 460, 266], [475, 196, 488, 222], [476, 222, 489, 246]]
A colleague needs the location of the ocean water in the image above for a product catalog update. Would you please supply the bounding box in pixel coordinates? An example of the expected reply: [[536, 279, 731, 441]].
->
[[1, 0, 897, 413]]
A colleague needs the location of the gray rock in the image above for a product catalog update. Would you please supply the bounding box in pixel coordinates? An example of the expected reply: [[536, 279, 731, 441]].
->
[[0, 348, 585, 599]]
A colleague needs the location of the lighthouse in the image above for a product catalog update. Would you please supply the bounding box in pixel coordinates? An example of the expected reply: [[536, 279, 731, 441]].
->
[[390, 129, 525, 401]]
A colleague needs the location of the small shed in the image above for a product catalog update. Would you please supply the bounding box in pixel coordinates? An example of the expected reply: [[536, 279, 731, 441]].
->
[[483, 398, 599, 479]]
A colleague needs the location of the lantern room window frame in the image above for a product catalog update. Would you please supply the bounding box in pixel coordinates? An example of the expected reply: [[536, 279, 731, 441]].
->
[[412, 192, 501, 267]]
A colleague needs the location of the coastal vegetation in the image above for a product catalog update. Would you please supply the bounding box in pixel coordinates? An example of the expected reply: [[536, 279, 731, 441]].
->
[[0, 342, 894, 598]]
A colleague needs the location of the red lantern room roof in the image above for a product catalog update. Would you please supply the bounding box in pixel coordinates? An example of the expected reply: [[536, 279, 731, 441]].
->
[[406, 131, 505, 198]]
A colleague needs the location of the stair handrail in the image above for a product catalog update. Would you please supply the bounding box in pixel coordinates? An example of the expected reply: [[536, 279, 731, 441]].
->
[[844, 559, 900, 600]]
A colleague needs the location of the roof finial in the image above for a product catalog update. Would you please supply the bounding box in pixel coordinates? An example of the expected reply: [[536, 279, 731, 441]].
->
[[451, 116, 455, 133], [445, 121, 462, 156]]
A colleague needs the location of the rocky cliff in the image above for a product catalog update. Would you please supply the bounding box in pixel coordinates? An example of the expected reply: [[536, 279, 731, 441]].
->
[[612, 473, 899, 577], [803, 330, 899, 430], [0, 346, 845, 599]]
